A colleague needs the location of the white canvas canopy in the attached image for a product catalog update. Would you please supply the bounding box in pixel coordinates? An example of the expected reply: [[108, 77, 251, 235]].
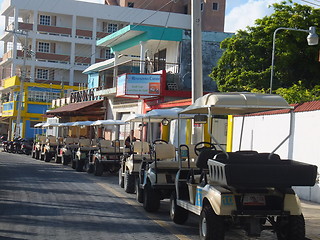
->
[[91, 120, 126, 126], [181, 92, 292, 115]]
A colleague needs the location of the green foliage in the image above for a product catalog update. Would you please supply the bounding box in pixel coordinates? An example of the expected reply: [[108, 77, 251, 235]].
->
[[210, 0, 320, 103]]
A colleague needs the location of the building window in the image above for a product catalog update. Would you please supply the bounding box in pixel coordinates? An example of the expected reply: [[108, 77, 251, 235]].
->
[[37, 69, 49, 80], [28, 90, 60, 103], [39, 15, 51, 25], [212, 2, 219, 10], [107, 23, 118, 33], [128, 2, 134, 8], [38, 42, 50, 53], [105, 49, 114, 59], [201, 2, 204, 12]]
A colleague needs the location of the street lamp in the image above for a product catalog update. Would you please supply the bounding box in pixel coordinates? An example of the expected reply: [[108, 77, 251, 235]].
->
[[269, 26, 319, 94]]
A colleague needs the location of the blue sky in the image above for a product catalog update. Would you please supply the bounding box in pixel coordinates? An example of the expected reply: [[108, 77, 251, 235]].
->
[[0, 0, 316, 56]]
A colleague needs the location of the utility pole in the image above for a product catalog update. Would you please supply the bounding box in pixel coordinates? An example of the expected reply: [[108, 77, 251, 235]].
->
[[191, 0, 203, 103], [191, 0, 203, 143], [6, 29, 29, 138]]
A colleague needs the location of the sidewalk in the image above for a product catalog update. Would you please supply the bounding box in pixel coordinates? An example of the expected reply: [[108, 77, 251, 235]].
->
[[302, 200, 320, 240]]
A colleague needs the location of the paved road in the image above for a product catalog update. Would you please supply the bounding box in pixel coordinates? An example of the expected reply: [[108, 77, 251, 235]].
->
[[0, 152, 318, 240]]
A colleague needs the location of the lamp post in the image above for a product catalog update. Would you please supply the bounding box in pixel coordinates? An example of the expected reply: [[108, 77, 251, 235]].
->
[[269, 26, 319, 94]]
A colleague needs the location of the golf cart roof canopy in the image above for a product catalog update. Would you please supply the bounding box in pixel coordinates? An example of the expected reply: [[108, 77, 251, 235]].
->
[[91, 120, 126, 126], [181, 92, 293, 115]]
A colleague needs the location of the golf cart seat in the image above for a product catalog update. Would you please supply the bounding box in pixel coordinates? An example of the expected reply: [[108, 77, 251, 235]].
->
[[99, 139, 116, 153], [64, 137, 79, 148], [46, 136, 58, 146], [196, 149, 221, 169], [150, 143, 197, 169], [78, 138, 98, 151], [132, 141, 150, 160], [38, 136, 47, 145]]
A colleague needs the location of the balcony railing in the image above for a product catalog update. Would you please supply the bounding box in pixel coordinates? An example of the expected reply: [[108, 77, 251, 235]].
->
[[70, 87, 103, 103]]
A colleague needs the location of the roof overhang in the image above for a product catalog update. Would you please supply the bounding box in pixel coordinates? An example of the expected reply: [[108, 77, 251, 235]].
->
[[97, 25, 183, 53], [46, 100, 104, 117]]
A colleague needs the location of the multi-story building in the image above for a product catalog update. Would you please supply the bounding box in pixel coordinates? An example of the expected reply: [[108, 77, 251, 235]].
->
[[104, 0, 226, 32], [1, 0, 224, 138]]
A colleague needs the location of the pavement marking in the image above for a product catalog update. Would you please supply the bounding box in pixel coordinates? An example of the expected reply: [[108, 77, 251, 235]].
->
[[96, 181, 192, 240]]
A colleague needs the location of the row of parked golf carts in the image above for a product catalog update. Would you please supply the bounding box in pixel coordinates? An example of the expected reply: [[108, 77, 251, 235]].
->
[[31, 92, 318, 240]]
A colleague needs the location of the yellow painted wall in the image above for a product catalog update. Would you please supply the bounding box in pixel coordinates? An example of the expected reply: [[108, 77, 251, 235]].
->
[[226, 115, 234, 152]]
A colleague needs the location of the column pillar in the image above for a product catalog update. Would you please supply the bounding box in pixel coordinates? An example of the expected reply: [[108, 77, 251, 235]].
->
[[139, 41, 146, 73]]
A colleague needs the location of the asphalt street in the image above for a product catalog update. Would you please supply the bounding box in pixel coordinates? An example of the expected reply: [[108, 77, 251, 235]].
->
[[0, 151, 319, 240]]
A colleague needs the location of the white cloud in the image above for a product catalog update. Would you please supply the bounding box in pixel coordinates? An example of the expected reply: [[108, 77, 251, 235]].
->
[[225, 0, 282, 33]]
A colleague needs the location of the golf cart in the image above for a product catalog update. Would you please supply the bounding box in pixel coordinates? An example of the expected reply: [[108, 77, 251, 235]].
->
[[55, 122, 79, 165], [170, 92, 318, 240], [71, 121, 97, 172], [119, 113, 151, 194], [136, 108, 198, 212], [88, 120, 127, 176]]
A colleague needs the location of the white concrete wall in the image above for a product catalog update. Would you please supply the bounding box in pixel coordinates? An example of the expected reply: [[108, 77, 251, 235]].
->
[[233, 111, 320, 203]]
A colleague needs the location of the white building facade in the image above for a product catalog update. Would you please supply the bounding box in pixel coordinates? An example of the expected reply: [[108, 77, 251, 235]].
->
[[0, 0, 191, 88]]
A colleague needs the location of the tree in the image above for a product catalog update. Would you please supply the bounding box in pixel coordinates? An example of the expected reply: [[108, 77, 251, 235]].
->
[[210, 0, 320, 102]]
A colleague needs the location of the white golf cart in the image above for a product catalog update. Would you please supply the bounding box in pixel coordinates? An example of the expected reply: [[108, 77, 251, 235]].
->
[[119, 113, 151, 194], [88, 120, 127, 176], [170, 92, 318, 240], [136, 108, 197, 212]]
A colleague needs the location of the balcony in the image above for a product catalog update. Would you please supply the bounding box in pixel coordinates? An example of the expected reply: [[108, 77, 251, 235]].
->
[[16, 22, 111, 40]]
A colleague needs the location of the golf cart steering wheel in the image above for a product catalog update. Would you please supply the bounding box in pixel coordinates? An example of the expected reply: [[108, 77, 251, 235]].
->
[[152, 139, 168, 145], [194, 142, 216, 156]]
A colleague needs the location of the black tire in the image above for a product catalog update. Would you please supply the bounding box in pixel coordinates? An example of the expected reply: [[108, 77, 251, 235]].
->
[[76, 158, 84, 172], [71, 159, 76, 169], [119, 169, 124, 188], [86, 161, 94, 174], [124, 171, 136, 193], [44, 152, 51, 162], [276, 214, 305, 240], [170, 192, 189, 224], [35, 150, 40, 160], [62, 155, 69, 165], [55, 154, 61, 164], [136, 177, 143, 203], [94, 160, 104, 176], [199, 204, 225, 240], [143, 181, 160, 212]]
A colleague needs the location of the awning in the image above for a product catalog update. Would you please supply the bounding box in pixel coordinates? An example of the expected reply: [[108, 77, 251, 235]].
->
[[46, 100, 104, 117]]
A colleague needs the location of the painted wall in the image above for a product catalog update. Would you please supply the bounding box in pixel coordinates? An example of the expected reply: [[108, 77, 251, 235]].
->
[[233, 112, 320, 203]]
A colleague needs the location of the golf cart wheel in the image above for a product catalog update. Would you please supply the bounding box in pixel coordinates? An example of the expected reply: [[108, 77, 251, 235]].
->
[[35, 150, 40, 160], [199, 204, 225, 240], [94, 160, 103, 176], [86, 160, 94, 174], [124, 171, 135, 193], [119, 169, 124, 188], [76, 158, 84, 172], [143, 181, 160, 212], [61, 155, 69, 165], [44, 152, 51, 162], [136, 178, 143, 203], [170, 192, 189, 224], [55, 154, 61, 164], [276, 214, 305, 240], [71, 159, 76, 169]]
